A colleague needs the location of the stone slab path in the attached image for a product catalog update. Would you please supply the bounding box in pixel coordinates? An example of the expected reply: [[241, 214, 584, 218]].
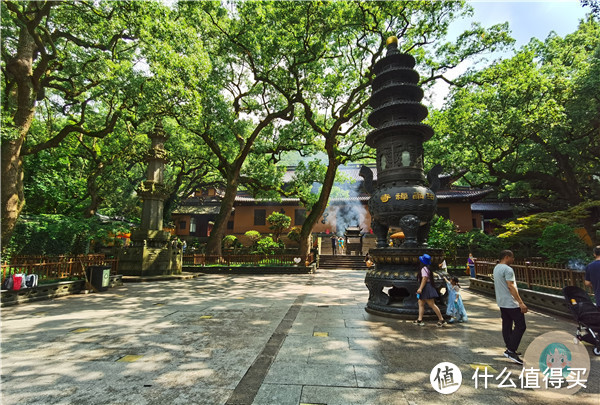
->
[[1, 270, 598, 404]]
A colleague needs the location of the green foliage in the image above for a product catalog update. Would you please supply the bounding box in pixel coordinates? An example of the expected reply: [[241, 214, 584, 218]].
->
[[499, 200, 600, 244], [427, 217, 460, 259], [255, 236, 281, 255], [428, 16, 600, 208], [222, 235, 238, 249], [428, 217, 505, 259], [287, 227, 302, 244], [287, 160, 327, 210], [1, 0, 213, 247], [244, 230, 261, 246], [267, 212, 291, 242], [537, 223, 589, 265], [458, 229, 507, 258], [3, 215, 128, 259], [22, 119, 147, 219]]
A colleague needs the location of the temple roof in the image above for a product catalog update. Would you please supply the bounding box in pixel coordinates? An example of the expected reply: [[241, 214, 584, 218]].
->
[[178, 164, 492, 209], [233, 187, 492, 205], [171, 205, 223, 215]]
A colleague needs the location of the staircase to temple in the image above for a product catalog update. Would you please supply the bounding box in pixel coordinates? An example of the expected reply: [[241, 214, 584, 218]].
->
[[318, 255, 368, 270]]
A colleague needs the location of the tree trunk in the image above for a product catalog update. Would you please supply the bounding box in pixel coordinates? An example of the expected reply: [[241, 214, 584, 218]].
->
[[205, 172, 239, 256], [83, 185, 103, 218], [1, 24, 37, 249], [298, 159, 340, 260], [1, 141, 26, 249]]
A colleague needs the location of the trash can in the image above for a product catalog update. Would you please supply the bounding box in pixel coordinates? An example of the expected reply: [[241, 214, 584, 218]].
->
[[86, 266, 111, 292]]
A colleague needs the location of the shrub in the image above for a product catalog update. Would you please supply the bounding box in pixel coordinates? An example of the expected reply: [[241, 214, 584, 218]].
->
[[255, 236, 280, 255], [287, 226, 302, 244], [3, 214, 128, 259], [222, 235, 238, 249], [244, 230, 261, 246], [427, 216, 459, 259], [267, 212, 291, 242], [537, 223, 589, 265], [458, 229, 506, 258]]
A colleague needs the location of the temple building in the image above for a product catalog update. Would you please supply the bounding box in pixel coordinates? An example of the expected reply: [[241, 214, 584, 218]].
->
[[170, 164, 496, 247]]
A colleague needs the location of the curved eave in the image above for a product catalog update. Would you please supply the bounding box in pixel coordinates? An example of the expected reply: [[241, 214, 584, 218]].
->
[[373, 53, 416, 74], [372, 67, 419, 89], [366, 122, 434, 147]]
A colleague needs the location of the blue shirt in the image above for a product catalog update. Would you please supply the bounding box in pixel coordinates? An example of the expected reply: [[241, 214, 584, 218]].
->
[[584, 260, 600, 306]]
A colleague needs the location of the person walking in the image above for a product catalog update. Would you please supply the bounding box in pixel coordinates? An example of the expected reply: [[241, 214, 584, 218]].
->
[[330, 234, 337, 256], [584, 245, 600, 306], [493, 250, 527, 365], [467, 253, 476, 278], [414, 254, 446, 327]]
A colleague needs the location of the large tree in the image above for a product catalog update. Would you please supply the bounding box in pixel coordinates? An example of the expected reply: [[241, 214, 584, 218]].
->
[[22, 119, 147, 219], [177, 1, 512, 259], [176, 1, 340, 256], [285, 1, 513, 259], [1, 1, 210, 249], [427, 16, 600, 210]]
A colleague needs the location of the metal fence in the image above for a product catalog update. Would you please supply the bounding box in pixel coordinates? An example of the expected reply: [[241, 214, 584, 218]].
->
[[474, 259, 589, 292], [7, 254, 107, 265], [2, 255, 118, 283], [183, 252, 315, 266]]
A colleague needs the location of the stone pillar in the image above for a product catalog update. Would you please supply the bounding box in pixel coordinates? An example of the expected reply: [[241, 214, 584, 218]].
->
[[118, 121, 182, 276]]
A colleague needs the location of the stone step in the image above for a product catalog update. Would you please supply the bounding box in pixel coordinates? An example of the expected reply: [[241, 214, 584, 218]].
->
[[318, 254, 368, 270]]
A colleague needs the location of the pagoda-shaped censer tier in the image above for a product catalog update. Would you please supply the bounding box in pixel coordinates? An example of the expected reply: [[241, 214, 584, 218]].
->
[[362, 36, 447, 317]]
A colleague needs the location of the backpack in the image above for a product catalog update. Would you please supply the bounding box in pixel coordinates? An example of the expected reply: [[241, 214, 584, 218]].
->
[[25, 274, 38, 288], [12, 274, 23, 290], [2, 276, 13, 291]]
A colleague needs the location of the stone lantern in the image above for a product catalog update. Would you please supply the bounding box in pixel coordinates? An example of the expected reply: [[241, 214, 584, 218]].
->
[[118, 121, 182, 276], [362, 37, 446, 316]]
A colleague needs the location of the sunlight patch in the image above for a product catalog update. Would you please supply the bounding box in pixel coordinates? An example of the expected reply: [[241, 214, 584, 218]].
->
[[469, 363, 497, 373], [117, 355, 143, 362]]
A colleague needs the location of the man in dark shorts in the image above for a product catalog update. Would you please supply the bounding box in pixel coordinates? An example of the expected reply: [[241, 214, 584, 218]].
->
[[584, 245, 600, 306]]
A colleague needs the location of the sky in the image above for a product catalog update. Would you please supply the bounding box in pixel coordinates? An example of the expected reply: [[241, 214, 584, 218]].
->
[[466, 0, 589, 48], [427, 0, 591, 107]]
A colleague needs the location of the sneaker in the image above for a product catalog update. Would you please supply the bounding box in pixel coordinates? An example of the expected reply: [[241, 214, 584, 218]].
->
[[436, 320, 447, 327], [413, 319, 425, 326], [504, 350, 523, 365]]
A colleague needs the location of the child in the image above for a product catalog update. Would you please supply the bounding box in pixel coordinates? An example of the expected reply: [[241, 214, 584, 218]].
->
[[443, 276, 468, 323]]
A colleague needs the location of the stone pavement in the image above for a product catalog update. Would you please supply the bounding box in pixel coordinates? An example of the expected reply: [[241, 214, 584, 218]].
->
[[1, 270, 598, 405]]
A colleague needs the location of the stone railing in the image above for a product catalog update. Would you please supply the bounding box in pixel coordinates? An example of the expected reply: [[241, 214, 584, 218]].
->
[[468, 278, 574, 318]]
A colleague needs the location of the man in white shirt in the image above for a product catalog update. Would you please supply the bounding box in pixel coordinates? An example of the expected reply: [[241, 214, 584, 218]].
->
[[493, 250, 528, 365]]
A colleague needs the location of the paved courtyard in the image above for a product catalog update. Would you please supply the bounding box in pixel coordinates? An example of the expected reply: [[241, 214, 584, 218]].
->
[[1, 270, 599, 405]]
